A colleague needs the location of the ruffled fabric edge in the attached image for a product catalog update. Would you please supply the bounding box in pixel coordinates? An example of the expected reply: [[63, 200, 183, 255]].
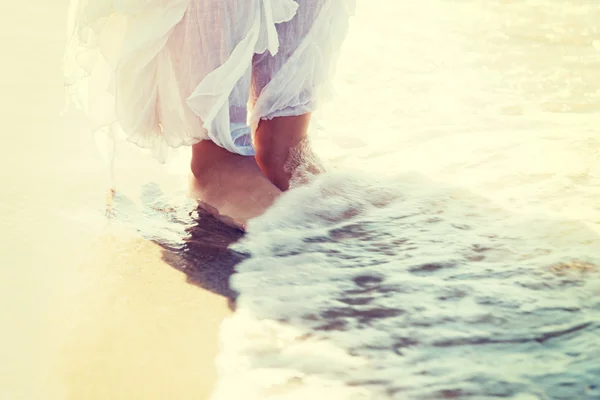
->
[[64, 0, 192, 162], [64, 0, 353, 163], [64, 0, 303, 163]]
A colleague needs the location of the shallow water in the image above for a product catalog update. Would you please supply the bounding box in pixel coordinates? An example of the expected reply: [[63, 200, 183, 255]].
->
[[3, 0, 600, 398], [215, 1, 600, 398], [215, 173, 600, 399]]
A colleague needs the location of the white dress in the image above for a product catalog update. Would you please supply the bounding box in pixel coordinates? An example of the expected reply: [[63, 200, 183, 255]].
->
[[64, 0, 355, 162]]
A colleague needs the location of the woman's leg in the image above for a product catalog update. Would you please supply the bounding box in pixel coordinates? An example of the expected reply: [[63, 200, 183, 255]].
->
[[250, 0, 352, 190], [180, 0, 283, 228], [253, 114, 322, 191], [190, 140, 280, 230]]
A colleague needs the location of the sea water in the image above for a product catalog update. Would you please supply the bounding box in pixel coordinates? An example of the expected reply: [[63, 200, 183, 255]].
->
[[207, 1, 600, 398]]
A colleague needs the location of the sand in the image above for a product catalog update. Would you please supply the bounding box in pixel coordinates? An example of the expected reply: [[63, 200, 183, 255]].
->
[[0, 1, 231, 399], [50, 235, 230, 400]]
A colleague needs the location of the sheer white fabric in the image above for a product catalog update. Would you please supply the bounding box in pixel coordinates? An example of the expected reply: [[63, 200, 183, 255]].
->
[[64, 0, 354, 162]]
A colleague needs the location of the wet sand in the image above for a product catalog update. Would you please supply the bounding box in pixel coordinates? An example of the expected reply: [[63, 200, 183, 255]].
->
[[50, 234, 231, 400], [1, 1, 232, 398]]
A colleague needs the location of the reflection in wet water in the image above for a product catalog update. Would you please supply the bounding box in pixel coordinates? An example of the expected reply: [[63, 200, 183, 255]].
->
[[107, 184, 248, 307], [156, 209, 247, 307]]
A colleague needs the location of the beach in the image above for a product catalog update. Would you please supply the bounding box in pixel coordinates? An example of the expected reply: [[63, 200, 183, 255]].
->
[[2, 0, 600, 399]]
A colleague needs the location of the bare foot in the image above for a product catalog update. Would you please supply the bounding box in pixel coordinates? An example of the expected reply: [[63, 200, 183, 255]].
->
[[189, 140, 281, 230], [254, 114, 324, 191]]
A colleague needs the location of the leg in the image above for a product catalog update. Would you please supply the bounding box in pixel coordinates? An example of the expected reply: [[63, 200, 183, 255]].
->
[[190, 141, 280, 230], [254, 114, 323, 191], [184, 1, 281, 228], [249, 0, 352, 190]]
